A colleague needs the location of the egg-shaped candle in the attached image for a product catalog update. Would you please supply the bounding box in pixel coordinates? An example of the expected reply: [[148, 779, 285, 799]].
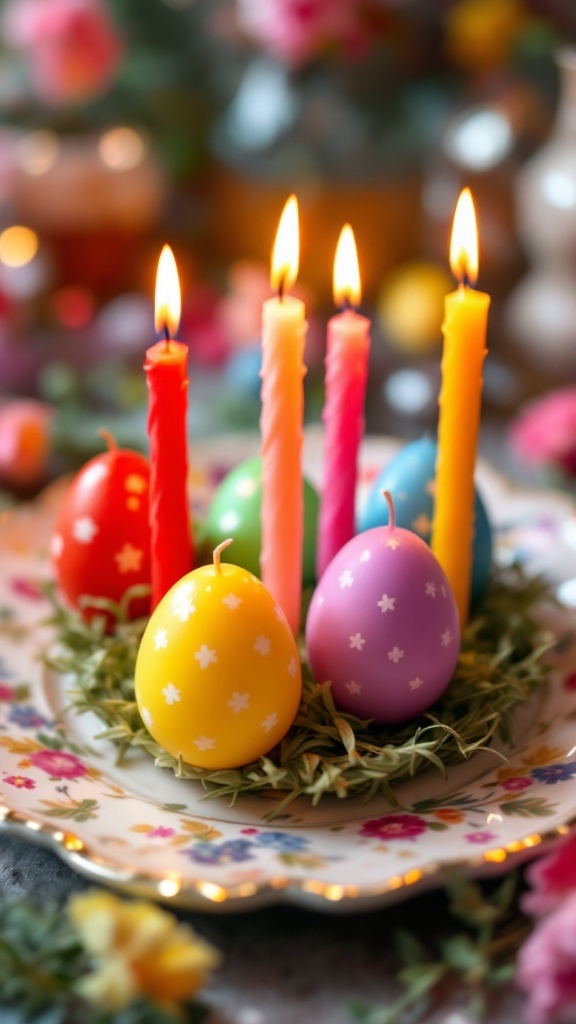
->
[[51, 432, 151, 625], [358, 437, 492, 610], [135, 539, 302, 769], [306, 491, 460, 725], [202, 456, 319, 585]]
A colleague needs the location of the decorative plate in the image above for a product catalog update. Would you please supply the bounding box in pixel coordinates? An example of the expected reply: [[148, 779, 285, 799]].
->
[[1, 431, 576, 914]]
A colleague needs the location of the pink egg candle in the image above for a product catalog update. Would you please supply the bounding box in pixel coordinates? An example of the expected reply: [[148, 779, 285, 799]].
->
[[317, 226, 370, 578], [307, 492, 460, 724]]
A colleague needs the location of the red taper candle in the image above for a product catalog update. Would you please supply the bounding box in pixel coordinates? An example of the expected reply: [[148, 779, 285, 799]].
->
[[145, 245, 193, 609]]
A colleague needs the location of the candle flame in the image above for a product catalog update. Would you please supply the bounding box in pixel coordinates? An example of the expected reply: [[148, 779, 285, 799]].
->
[[271, 194, 299, 294], [450, 188, 479, 287], [154, 244, 181, 338], [333, 224, 361, 308]]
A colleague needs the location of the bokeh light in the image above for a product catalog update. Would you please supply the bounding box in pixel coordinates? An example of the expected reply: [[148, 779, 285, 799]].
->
[[50, 287, 96, 329], [17, 130, 60, 176], [0, 226, 39, 268], [98, 127, 148, 171]]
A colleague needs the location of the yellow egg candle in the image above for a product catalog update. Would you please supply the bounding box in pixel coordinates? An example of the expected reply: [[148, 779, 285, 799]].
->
[[431, 188, 490, 626], [134, 539, 302, 769]]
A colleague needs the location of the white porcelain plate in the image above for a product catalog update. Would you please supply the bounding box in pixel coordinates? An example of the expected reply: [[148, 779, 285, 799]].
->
[[1, 431, 576, 913]]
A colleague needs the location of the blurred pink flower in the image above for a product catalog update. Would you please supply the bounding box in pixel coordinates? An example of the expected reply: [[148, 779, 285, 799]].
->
[[29, 749, 87, 779], [2, 0, 123, 106], [523, 830, 576, 918], [509, 388, 576, 478], [0, 399, 53, 489], [517, 892, 576, 1024], [501, 776, 533, 792], [236, 0, 369, 66], [360, 813, 428, 841]]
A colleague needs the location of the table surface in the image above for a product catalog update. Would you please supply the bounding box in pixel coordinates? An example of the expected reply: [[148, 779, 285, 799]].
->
[[0, 833, 525, 1024]]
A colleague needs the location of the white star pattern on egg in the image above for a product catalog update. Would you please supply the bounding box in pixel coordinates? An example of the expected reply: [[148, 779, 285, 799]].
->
[[228, 692, 250, 714], [194, 736, 215, 751], [195, 645, 217, 669], [162, 682, 181, 705], [385, 537, 400, 550], [114, 543, 144, 574], [222, 593, 242, 610], [288, 657, 297, 678], [441, 628, 453, 647], [51, 534, 64, 558], [172, 593, 196, 623], [388, 646, 404, 663], [254, 635, 271, 656], [346, 680, 362, 694], [339, 570, 354, 589], [72, 516, 99, 544], [350, 633, 366, 651], [425, 581, 437, 598], [360, 549, 371, 562], [262, 712, 279, 733], [141, 707, 153, 728], [378, 594, 396, 614], [409, 677, 424, 690], [154, 628, 168, 651]]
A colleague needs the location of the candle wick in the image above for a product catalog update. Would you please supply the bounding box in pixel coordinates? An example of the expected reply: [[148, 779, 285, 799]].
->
[[381, 489, 396, 530], [278, 275, 285, 302], [213, 537, 233, 573], [460, 273, 472, 291], [163, 323, 171, 350], [340, 294, 352, 313]]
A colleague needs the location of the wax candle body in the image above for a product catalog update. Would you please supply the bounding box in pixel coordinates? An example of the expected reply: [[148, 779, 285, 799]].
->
[[145, 339, 193, 609], [317, 309, 370, 578], [260, 295, 306, 633], [432, 286, 490, 624]]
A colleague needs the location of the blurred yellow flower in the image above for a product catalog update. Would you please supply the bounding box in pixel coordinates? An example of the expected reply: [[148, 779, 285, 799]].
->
[[68, 890, 220, 1011]]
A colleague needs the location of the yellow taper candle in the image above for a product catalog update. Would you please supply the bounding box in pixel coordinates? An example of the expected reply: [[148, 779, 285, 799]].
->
[[260, 195, 307, 633], [431, 188, 490, 627]]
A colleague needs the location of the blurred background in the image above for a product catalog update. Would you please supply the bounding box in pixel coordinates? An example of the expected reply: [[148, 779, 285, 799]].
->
[[1, 0, 576, 501]]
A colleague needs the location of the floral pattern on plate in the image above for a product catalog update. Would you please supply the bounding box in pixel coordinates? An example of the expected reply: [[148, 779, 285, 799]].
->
[[1, 430, 576, 912]]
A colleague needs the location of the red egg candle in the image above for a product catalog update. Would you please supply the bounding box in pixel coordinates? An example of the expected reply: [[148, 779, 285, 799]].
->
[[51, 432, 151, 625], [306, 491, 460, 724], [145, 246, 194, 610]]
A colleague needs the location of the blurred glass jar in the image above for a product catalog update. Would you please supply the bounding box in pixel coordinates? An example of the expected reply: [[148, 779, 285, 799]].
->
[[507, 47, 576, 376]]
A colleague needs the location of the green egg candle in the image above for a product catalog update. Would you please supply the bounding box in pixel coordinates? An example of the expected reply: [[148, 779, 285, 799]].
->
[[203, 457, 319, 585]]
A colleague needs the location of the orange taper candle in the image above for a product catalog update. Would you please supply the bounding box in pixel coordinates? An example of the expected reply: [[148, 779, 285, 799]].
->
[[145, 245, 193, 609], [260, 195, 307, 633], [431, 189, 490, 626]]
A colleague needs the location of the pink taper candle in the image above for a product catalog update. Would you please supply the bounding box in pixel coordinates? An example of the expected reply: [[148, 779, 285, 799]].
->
[[317, 225, 370, 578], [260, 195, 307, 633]]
